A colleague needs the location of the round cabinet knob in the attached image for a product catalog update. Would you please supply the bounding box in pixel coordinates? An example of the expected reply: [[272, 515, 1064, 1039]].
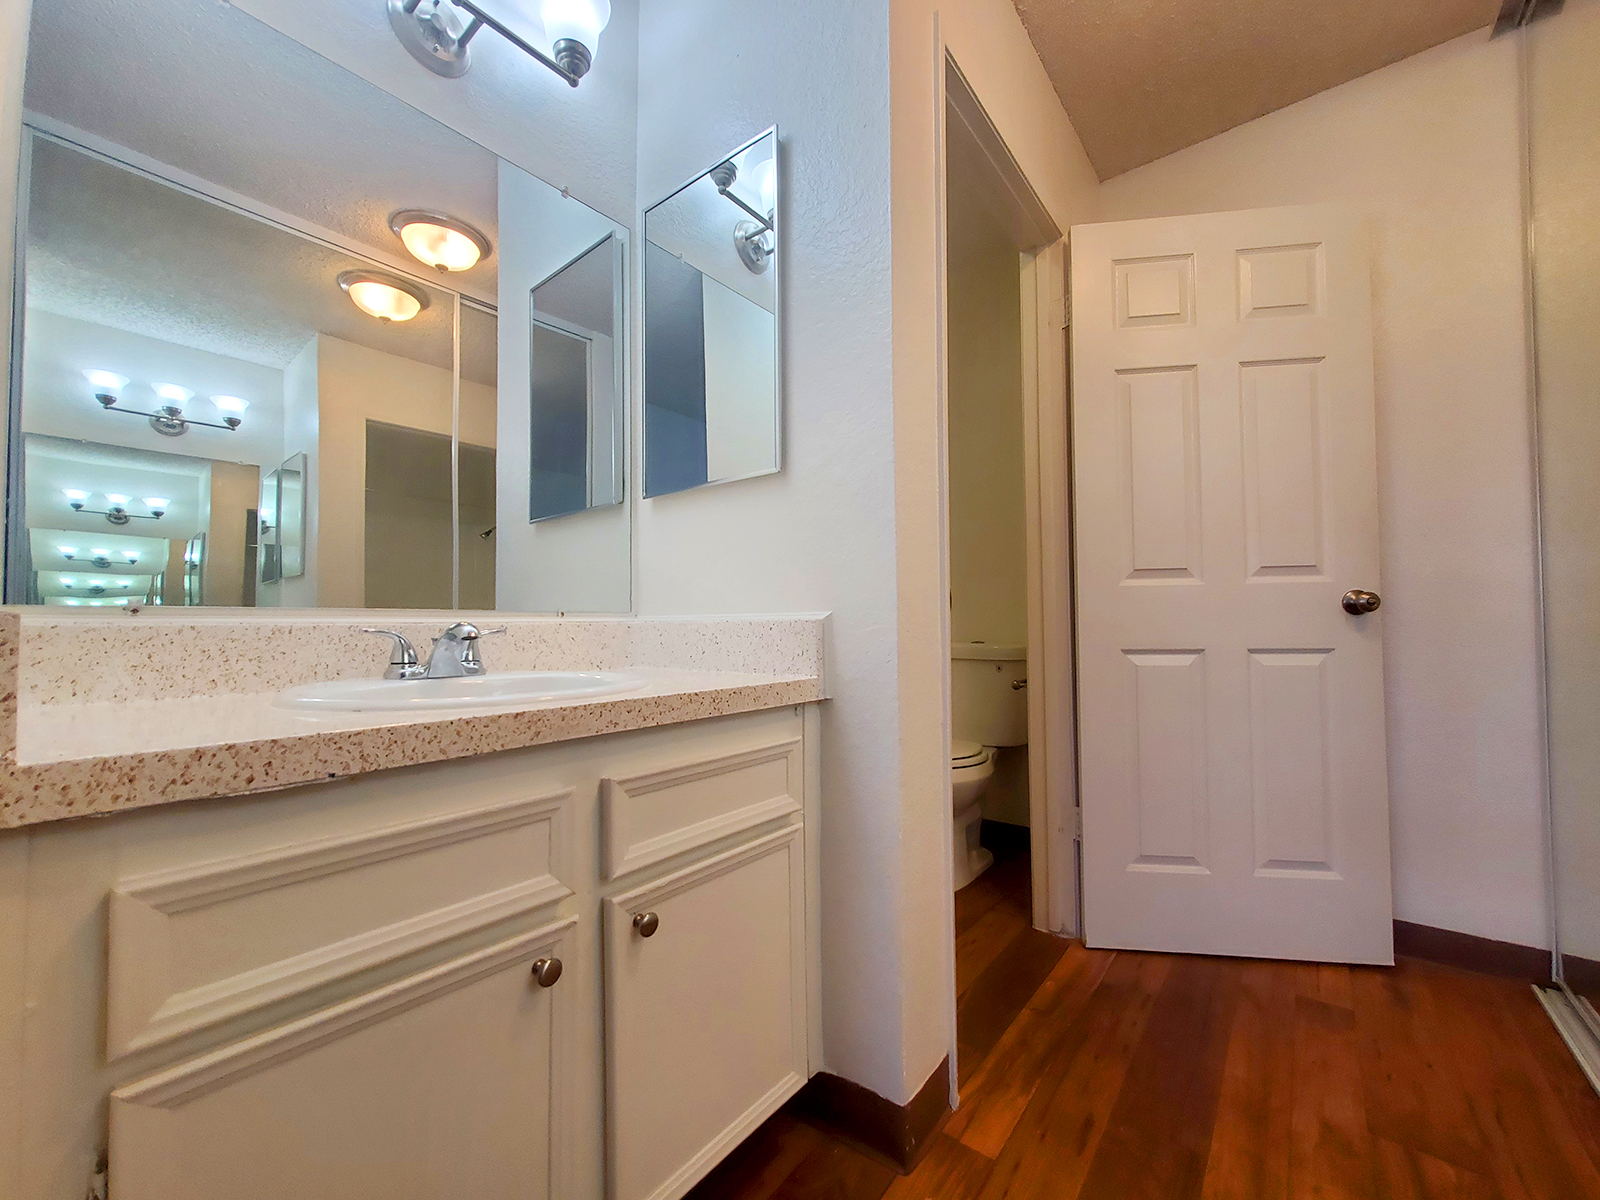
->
[[632, 911, 660, 938], [530, 957, 563, 988], [1342, 589, 1382, 615]]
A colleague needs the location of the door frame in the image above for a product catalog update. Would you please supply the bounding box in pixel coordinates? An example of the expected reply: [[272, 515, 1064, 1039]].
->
[[937, 52, 1079, 944]]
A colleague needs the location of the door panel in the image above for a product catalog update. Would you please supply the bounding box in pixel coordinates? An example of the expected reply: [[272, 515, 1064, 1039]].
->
[[1072, 204, 1392, 964]]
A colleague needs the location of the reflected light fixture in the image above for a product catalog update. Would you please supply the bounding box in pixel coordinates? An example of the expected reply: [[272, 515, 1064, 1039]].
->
[[65, 490, 166, 526], [710, 159, 776, 275], [89, 374, 242, 436], [389, 210, 492, 272], [338, 270, 430, 323], [387, 0, 609, 87], [82, 369, 129, 392]]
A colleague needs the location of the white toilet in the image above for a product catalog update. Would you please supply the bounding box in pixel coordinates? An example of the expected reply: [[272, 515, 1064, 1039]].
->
[[950, 642, 1028, 890]]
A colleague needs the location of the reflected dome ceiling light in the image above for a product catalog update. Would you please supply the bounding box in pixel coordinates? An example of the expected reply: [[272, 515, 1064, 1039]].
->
[[338, 270, 430, 323], [387, 0, 608, 87], [389, 210, 492, 273]]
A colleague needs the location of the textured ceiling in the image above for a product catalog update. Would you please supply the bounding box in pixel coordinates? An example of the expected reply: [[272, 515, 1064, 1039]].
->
[[1012, 0, 1502, 179]]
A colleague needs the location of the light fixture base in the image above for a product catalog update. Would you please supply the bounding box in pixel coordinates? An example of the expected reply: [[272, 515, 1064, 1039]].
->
[[388, 0, 473, 78], [734, 220, 773, 275], [105, 511, 131, 527], [149, 407, 189, 437], [551, 39, 591, 83]]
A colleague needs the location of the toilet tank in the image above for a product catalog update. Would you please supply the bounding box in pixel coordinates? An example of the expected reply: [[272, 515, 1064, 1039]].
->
[[951, 642, 1028, 747]]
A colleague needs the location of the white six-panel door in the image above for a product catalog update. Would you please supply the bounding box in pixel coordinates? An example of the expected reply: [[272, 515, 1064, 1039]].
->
[[1071, 205, 1393, 964]]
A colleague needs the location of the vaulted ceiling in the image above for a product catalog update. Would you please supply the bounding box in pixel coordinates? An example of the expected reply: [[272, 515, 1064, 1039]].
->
[[1012, 0, 1504, 179]]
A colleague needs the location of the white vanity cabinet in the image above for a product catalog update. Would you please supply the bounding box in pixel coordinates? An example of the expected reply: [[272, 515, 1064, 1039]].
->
[[75, 706, 819, 1200]]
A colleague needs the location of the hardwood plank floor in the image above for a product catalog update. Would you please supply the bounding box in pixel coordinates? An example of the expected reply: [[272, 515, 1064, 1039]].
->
[[689, 949, 1600, 1200]]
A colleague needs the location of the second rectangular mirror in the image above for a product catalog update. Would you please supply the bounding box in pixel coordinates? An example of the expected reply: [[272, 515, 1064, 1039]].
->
[[643, 129, 781, 498]]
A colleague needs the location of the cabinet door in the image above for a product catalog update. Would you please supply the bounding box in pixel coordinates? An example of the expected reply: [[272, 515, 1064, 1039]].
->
[[604, 826, 806, 1200], [109, 918, 578, 1200]]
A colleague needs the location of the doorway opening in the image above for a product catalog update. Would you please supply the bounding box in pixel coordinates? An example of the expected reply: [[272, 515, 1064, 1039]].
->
[[939, 57, 1075, 1086]]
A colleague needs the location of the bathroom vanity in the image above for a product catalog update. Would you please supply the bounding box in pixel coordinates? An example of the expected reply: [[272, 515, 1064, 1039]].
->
[[0, 613, 826, 1200]]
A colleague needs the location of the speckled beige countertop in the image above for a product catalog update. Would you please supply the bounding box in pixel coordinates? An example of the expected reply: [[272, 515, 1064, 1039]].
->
[[0, 611, 829, 828]]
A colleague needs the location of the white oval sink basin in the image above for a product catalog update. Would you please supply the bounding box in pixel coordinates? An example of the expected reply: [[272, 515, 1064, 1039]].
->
[[274, 671, 643, 713]]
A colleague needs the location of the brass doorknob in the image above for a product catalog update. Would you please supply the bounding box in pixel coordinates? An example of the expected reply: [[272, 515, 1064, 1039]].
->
[[632, 911, 660, 938], [530, 957, 563, 988], [1342, 589, 1381, 615]]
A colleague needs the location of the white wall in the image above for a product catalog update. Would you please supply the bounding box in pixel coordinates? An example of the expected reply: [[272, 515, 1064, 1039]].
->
[[1098, 29, 1549, 949], [634, 0, 1099, 1105]]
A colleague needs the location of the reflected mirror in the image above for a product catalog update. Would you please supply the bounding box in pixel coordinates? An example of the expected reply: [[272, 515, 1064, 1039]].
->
[[643, 129, 780, 497], [8, 0, 630, 610], [529, 234, 625, 521]]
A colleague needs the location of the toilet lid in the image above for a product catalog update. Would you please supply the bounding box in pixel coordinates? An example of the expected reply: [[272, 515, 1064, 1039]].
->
[[951, 740, 988, 765]]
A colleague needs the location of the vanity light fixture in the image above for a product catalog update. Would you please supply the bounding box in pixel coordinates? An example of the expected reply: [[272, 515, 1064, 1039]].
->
[[389, 210, 492, 272], [387, 0, 609, 87], [57, 545, 78, 560], [709, 159, 775, 275], [338, 270, 431, 322], [66, 491, 167, 526], [92, 379, 242, 436]]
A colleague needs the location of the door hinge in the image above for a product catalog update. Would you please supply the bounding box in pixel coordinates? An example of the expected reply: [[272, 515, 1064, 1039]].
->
[[1072, 808, 1083, 840]]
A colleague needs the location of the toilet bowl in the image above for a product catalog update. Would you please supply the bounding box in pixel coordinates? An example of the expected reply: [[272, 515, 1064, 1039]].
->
[[950, 642, 1027, 891], [951, 740, 996, 889]]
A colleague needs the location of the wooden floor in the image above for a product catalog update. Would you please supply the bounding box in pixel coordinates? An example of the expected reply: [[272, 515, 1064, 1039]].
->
[[686, 837, 1600, 1200]]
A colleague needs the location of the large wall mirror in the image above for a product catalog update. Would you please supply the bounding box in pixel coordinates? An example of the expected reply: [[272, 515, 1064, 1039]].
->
[[643, 129, 781, 498], [8, 0, 630, 611]]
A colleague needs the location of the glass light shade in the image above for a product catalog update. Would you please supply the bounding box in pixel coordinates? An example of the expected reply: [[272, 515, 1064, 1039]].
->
[[57, 547, 76, 556], [541, 0, 610, 52], [143, 497, 170, 510], [211, 395, 249, 414], [340, 275, 425, 322], [62, 488, 89, 501], [395, 219, 485, 272], [122, 551, 140, 562], [752, 157, 777, 215], [104, 493, 131, 506], [153, 383, 193, 407], [90, 548, 110, 557], [83, 369, 128, 391]]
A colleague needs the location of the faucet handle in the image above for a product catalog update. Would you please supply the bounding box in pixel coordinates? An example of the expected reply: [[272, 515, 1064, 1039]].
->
[[360, 628, 420, 679], [461, 627, 506, 671]]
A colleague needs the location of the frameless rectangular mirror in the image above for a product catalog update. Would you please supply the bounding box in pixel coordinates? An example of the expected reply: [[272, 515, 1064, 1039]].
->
[[643, 129, 780, 498], [8, 0, 631, 611]]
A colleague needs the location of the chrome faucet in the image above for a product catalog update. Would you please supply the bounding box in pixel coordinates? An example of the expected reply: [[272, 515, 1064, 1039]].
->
[[423, 622, 505, 678], [361, 622, 506, 680]]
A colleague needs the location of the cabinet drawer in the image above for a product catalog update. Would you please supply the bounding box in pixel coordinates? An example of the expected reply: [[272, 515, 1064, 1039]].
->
[[109, 917, 579, 1200], [600, 737, 800, 880], [107, 788, 574, 1057], [604, 826, 806, 1200]]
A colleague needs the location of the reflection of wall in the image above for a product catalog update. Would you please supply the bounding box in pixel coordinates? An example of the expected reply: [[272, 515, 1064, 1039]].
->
[[202, 460, 261, 607], [947, 170, 1027, 828], [703, 277, 777, 481], [312, 335, 495, 607], [497, 160, 630, 612], [947, 179, 1026, 650], [644, 247, 777, 493], [1098, 29, 1546, 950]]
